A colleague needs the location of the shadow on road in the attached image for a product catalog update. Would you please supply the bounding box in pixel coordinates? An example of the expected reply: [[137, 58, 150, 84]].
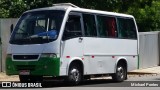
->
[[41, 79, 119, 87]]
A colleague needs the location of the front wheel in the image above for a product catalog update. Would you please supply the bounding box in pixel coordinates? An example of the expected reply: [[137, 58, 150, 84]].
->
[[112, 64, 127, 82], [65, 65, 82, 85]]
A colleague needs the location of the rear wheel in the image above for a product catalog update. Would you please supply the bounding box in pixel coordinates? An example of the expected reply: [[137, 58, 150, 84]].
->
[[112, 64, 127, 82], [65, 64, 82, 85]]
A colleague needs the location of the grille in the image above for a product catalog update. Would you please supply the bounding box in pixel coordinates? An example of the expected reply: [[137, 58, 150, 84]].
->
[[16, 65, 35, 70], [13, 55, 39, 60]]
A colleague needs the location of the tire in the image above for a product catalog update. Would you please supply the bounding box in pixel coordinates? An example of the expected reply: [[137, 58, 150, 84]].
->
[[65, 64, 82, 85], [19, 75, 43, 83], [112, 64, 127, 82]]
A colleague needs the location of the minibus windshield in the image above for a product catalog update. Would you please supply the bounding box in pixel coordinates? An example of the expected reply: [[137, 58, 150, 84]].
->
[[10, 10, 65, 44]]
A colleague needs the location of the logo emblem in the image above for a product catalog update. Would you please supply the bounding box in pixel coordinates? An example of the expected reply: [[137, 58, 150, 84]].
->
[[2, 82, 11, 87], [23, 56, 27, 59]]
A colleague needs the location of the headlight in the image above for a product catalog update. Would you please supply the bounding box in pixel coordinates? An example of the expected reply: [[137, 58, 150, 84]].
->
[[41, 53, 57, 58]]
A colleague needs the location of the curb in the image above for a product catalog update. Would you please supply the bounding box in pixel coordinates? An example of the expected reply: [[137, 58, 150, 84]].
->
[[128, 72, 158, 75]]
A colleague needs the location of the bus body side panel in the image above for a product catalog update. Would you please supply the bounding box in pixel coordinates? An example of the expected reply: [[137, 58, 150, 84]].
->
[[83, 37, 138, 74], [126, 56, 138, 71], [83, 55, 116, 74]]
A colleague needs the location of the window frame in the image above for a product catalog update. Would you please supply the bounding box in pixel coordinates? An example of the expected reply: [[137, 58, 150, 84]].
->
[[62, 12, 84, 40], [95, 14, 118, 38], [62, 11, 137, 40], [116, 17, 138, 40], [82, 13, 98, 37]]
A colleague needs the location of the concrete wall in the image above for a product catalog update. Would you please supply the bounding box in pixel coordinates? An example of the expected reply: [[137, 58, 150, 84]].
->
[[139, 32, 160, 68], [0, 19, 18, 72]]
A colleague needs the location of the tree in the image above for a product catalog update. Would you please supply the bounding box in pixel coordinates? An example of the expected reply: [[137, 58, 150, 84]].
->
[[0, 0, 28, 18], [0, 0, 10, 18], [9, 0, 28, 18], [126, 0, 160, 31]]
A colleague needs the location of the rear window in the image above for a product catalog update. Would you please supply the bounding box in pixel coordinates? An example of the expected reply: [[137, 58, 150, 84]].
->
[[117, 18, 137, 39]]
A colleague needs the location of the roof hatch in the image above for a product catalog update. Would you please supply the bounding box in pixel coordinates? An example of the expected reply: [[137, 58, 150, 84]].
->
[[53, 3, 79, 8]]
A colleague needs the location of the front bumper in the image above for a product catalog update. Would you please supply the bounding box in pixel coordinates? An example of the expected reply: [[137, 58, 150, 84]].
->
[[6, 57, 60, 76]]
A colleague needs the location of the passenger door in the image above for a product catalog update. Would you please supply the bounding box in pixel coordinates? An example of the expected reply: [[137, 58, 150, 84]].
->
[[61, 12, 84, 67]]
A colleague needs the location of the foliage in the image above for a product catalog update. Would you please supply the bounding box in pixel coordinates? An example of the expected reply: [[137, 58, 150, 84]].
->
[[125, 0, 160, 31], [0, 0, 160, 32]]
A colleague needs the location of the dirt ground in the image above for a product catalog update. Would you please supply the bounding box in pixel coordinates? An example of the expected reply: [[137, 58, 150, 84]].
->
[[0, 72, 19, 81]]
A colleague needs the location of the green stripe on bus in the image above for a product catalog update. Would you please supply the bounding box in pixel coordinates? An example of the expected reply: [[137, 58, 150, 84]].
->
[[138, 55, 140, 69], [6, 57, 60, 76]]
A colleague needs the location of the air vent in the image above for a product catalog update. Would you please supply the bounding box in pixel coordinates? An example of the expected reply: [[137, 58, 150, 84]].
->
[[16, 65, 35, 70], [13, 55, 39, 60]]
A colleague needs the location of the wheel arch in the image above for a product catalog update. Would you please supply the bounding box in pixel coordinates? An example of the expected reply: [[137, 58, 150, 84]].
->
[[67, 57, 84, 75], [115, 58, 128, 73]]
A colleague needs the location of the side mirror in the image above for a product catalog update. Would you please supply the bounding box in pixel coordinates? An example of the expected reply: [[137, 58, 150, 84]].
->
[[10, 24, 14, 34]]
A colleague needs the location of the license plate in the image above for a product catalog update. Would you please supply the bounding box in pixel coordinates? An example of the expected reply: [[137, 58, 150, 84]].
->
[[19, 70, 30, 75]]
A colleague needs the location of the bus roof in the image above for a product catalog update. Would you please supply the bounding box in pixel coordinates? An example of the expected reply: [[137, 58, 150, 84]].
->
[[25, 3, 134, 18]]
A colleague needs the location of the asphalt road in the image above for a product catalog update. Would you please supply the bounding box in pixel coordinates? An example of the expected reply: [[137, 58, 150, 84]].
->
[[40, 74, 160, 90], [42, 74, 160, 87]]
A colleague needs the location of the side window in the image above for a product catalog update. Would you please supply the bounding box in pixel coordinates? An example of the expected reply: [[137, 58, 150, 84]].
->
[[62, 15, 82, 40], [97, 15, 117, 38], [96, 16, 106, 37], [117, 18, 137, 39], [83, 14, 97, 37]]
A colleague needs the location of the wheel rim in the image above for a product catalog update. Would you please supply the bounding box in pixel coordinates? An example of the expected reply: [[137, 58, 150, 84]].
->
[[70, 68, 80, 82], [117, 66, 124, 79]]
